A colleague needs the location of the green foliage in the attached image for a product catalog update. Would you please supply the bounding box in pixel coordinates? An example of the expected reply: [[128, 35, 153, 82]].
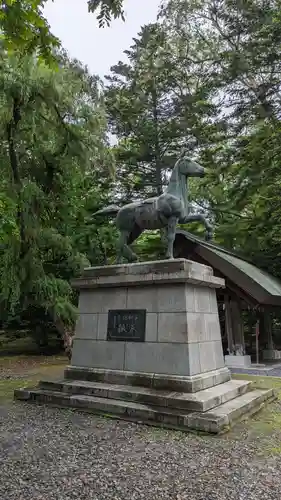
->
[[0, 0, 60, 63], [0, 0, 127, 63], [132, 232, 166, 262], [2, 0, 281, 350], [88, 0, 125, 27], [0, 49, 115, 342], [213, 121, 281, 278], [158, 0, 281, 276]]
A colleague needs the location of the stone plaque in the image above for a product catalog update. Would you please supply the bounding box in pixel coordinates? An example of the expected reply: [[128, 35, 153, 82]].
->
[[107, 309, 146, 342]]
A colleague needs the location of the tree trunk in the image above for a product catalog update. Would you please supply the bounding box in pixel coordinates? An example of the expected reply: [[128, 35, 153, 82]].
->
[[151, 85, 162, 196], [7, 97, 24, 239], [52, 313, 74, 361], [6, 97, 30, 304]]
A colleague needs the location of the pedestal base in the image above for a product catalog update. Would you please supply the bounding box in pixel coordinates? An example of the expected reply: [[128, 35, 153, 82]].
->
[[65, 365, 231, 393], [225, 355, 252, 368], [14, 259, 275, 433], [15, 365, 275, 434]]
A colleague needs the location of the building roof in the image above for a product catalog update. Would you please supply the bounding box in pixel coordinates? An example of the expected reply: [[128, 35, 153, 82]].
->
[[175, 230, 281, 306]]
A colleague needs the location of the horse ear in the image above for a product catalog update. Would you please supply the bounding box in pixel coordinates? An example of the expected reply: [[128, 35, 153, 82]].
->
[[179, 149, 189, 159]]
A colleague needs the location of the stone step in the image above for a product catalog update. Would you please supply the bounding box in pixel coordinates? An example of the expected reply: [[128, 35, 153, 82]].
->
[[37, 378, 252, 412], [14, 386, 274, 434], [188, 388, 276, 433], [64, 366, 232, 393]]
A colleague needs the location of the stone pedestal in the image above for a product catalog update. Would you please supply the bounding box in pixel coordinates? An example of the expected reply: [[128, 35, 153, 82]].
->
[[225, 354, 252, 368], [70, 258, 230, 391], [263, 349, 281, 361], [14, 259, 275, 434]]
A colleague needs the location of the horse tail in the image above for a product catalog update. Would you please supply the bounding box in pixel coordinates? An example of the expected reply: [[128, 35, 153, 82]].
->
[[93, 205, 120, 218]]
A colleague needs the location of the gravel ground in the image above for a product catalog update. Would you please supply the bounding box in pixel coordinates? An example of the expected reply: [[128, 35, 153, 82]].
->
[[1, 402, 281, 500]]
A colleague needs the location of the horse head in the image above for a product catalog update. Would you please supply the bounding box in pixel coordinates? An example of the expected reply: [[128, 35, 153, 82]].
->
[[176, 156, 205, 178]]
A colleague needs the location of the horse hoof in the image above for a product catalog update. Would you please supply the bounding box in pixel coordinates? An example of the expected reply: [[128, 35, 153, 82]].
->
[[129, 255, 138, 263]]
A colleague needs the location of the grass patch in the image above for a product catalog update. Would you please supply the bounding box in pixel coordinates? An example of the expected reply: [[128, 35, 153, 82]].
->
[[0, 355, 67, 404], [226, 374, 281, 447], [1, 354, 67, 369], [0, 379, 34, 403], [232, 373, 281, 396]]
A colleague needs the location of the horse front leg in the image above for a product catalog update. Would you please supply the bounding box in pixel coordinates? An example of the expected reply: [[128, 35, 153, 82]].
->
[[182, 214, 213, 241], [165, 216, 178, 259]]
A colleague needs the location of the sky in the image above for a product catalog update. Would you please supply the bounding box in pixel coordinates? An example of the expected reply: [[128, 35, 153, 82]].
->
[[44, 0, 160, 79]]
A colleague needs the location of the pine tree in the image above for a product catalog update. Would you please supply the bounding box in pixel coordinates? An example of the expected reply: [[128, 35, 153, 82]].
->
[[161, 0, 281, 276], [105, 23, 217, 204]]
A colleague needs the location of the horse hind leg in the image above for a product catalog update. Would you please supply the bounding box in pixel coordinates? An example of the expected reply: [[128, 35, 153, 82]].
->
[[116, 230, 127, 264], [127, 224, 143, 260], [116, 229, 138, 264], [127, 223, 142, 245], [165, 216, 178, 259]]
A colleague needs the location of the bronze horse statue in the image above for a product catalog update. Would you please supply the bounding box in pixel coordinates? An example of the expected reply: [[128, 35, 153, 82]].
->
[[94, 155, 212, 263]]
